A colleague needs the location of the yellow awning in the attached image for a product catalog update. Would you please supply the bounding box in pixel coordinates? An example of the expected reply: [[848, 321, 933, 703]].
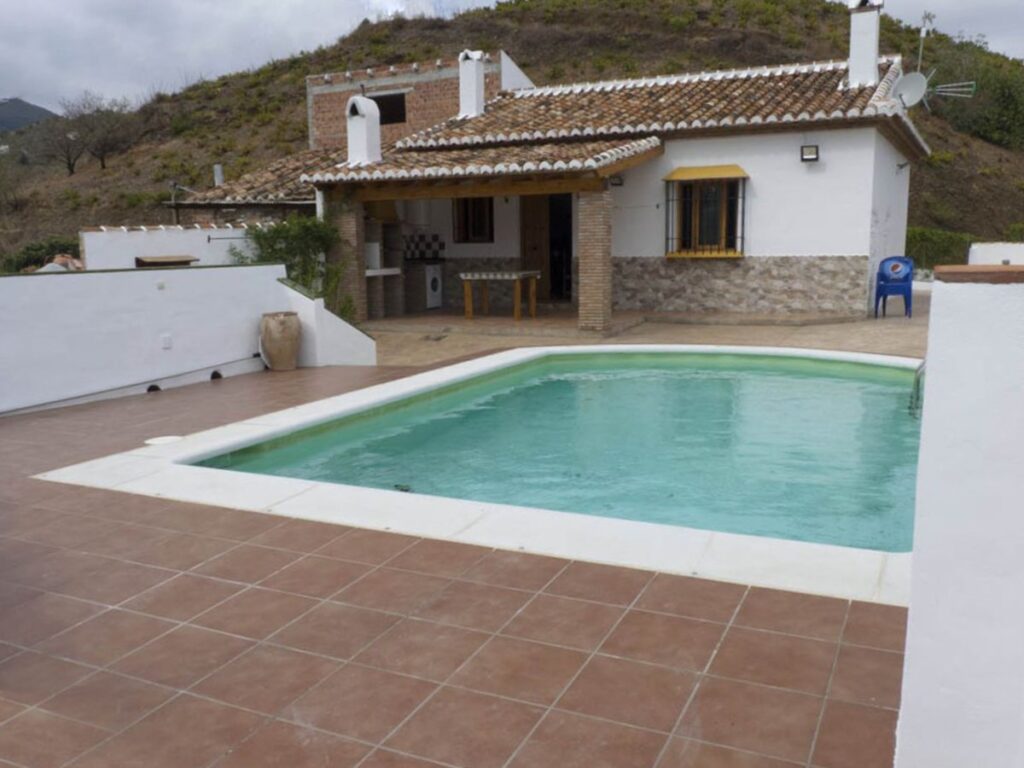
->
[[663, 164, 749, 181]]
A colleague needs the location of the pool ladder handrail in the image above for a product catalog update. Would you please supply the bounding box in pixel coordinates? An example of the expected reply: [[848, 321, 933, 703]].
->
[[909, 360, 925, 418]]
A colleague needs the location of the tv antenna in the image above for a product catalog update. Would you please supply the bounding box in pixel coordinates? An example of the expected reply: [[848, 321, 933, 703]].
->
[[896, 10, 977, 111]]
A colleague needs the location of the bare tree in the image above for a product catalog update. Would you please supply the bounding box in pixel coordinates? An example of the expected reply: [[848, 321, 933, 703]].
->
[[61, 91, 138, 170], [0, 148, 30, 212], [32, 115, 86, 175]]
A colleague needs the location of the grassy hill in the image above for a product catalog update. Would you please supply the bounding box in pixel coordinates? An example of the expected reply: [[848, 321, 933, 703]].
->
[[2, 0, 1022, 263]]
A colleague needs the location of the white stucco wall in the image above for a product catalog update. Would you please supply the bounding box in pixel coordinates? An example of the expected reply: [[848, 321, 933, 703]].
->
[[870, 131, 911, 263], [0, 265, 375, 413], [425, 195, 521, 260], [80, 226, 258, 270], [895, 279, 1024, 767], [612, 127, 902, 259], [968, 242, 1024, 265]]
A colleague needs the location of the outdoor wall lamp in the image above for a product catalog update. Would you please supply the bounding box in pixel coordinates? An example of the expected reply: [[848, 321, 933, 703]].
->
[[801, 145, 820, 162], [609, 175, 625, 187]]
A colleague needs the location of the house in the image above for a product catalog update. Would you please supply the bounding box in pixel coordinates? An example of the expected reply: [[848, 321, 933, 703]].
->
[[300, 0, 927, 331], [172, 52, 533, 224]]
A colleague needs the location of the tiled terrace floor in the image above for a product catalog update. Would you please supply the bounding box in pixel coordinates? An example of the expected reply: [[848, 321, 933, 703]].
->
[[0, 365, 907, 768]]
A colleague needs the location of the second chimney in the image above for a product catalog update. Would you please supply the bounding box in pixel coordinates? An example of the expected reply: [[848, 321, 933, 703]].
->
[[848, 0, 882, 88], [459, 50, 486, 118], [345, 95, 381, 166]]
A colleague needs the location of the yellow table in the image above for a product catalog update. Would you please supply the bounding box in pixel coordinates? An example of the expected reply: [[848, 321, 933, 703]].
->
[[459, 270, 541, 321]]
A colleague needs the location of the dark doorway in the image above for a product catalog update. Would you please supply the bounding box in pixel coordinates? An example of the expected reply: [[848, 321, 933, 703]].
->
[[548, 194, 572, 300], [520, 194, 573, 302]]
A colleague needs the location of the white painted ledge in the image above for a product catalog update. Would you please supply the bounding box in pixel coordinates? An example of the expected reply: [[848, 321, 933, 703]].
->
[[36, 344, 919, 605]]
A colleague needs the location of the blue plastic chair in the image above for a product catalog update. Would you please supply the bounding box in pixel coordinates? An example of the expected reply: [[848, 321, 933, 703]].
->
[[874, 256, 913, 318]]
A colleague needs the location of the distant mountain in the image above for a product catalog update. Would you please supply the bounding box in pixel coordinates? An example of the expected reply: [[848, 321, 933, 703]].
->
[[0, 98, 55, 132]]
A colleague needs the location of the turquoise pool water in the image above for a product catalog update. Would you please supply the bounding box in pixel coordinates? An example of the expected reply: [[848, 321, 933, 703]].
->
[[200, 353, 919, 551]]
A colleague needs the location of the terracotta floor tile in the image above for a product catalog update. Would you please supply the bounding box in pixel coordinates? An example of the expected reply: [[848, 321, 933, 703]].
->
[[735, 589, 848, 642], [316, 528, 418, 564], [0, 652, 93, 705], [559, 654, 696, 732], [0, 539, 58, 579], [601, 610, 724, 671], [57, 557, 174, 605], [73, 523, 169, 559], [659, 738, 800, 767], [36, 609, 174, 666], [677, 678, 822, 763], [193, 645, 338, 715], [17, 514, 122, 549], [811, 700, 897, 768], [73, 490, 169, 523], [0, 700, 22, 725], [42, 671, 174, 730], [462, 550, 568, 591], [124, 574, 243, 621], [386, 686, 543, 768], [250, 519, 349, 552], [0, 591, 102, 645], [195, 544, 301, 583], [270, 602, 398, 659], [388, 539, 491, 577], [113, 625, 253, 689], [508, 709, 666, 768], [0, 506, 70, 539], [356, 618, 489, 681], [191, 587, 317, 639], [0, 709, 108, 768], [70, 694, 264, 768], [5, 549, 111, 592], [451, 636, 587, 705], [710, 627, 837, 695], [334, 567, 450, 614], [285, 664, 436, 742], [414, 580, 532, 632], [502, 594, 624, 651], [127, 532, 237, 570], [213, 720, 369, 768], [843, 602, 907, 652], [358, 750, 441, 768], [545, 562, 653, 606], [829, 645, 903, 710], [637, 574, 748, 623], [198, 507, 285, 542], [259, 554, 369, 598]]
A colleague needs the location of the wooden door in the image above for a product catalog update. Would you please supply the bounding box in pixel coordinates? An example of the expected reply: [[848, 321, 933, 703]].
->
[[520, 195, 551, 300]]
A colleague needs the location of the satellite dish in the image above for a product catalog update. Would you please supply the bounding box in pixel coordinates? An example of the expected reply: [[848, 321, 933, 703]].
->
[[893, 72, 929, 108]]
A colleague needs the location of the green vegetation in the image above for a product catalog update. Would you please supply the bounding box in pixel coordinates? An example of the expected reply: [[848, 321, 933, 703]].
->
[[905, 226, 973, 270], [1, 236, 80, 274]]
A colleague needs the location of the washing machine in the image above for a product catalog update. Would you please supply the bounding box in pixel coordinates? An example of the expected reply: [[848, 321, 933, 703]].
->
[[425, 263, 443, 309]]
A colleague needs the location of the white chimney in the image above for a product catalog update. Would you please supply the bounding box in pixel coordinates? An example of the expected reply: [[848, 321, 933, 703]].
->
[[345, 95, 382, 166], [458, 50, 486, 118], [848, 0, 883, 88]]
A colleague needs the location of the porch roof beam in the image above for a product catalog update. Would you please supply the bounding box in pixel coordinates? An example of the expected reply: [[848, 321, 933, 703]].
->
[[350, 175, 608, 202]]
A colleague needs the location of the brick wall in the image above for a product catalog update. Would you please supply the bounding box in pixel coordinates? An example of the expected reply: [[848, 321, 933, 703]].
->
[[328, 191, 367, 322], [577, 189, 613, 332], [309, 68, 501, 151]]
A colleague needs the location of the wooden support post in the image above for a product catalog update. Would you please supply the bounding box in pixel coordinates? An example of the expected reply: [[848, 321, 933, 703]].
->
[[529, 276, 537, 319], [513, 279, 522, 321], [463, 280, 474, 320], [481, 282, 489, 316]]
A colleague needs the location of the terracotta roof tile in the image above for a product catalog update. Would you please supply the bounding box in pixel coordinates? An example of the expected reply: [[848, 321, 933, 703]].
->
[[186, 149, 339, 205]]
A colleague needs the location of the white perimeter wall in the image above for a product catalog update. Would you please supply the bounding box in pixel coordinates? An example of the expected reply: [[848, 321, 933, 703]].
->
[[969, 242, 1024, 265], [613, 127, 907, 259], [80, 226, 258, 270], [895, 279, 1024, 767], [0, 265, 375, 413]]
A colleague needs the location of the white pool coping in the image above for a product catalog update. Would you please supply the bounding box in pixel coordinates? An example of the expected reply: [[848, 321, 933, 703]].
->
[[36, 345, 919, 605]]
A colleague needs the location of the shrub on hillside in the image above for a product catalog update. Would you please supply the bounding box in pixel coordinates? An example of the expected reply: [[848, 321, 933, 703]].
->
[[1, 236, 80, 273], [905, 227, 973, 270]]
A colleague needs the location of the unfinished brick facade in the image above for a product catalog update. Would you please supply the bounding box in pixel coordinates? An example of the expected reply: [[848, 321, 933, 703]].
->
[[327, 190, 367, 323], [307, 60, 503, 151], [577, 188, 613, 332]]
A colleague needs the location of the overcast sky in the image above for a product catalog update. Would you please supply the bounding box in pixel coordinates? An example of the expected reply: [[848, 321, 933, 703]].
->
[[1, 0, 1020, 112]]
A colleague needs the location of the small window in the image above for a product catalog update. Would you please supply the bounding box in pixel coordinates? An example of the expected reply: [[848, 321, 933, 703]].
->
[[370, 93, 406, 125], [453, 198, 494, 243], [666, 179, 745, 255]]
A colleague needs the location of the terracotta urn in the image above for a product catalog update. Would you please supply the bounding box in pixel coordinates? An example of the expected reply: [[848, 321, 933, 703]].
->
[[260, 311, 301, 371]]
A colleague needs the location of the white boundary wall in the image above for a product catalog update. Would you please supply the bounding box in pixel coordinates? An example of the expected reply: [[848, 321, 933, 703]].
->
[[895, 278, 1024, 767], [80, 225, 261, 270], [0, 265, 375, 413], [968, 242, 1024, 266]]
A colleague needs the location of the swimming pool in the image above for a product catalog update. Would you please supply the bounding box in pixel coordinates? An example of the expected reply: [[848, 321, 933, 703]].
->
[[200, 352, 919, 552]]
